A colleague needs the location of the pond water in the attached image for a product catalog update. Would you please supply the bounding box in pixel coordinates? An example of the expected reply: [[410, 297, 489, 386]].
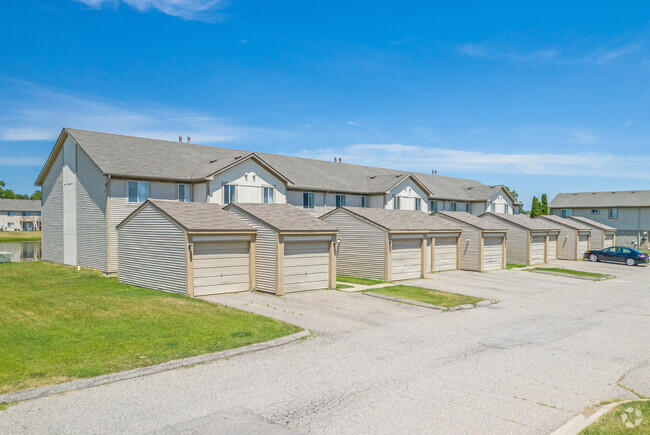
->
[[0, 241, 42, 262]]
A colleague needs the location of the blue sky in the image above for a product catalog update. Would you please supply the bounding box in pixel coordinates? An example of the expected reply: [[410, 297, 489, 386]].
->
[[1, 1, 650, 207]]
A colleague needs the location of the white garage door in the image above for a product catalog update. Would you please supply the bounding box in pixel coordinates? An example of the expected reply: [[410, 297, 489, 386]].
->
[[391, 238, 422, 280], [530, 236, 546, 265], [284, 242, 330, 293], [547, 235, 557, 261], [578, 234, 590, 257], [604, 234, 614, 248], [483, 237, 503, 271], [193, 242, 250, 296], [433, 237, 458, 272]]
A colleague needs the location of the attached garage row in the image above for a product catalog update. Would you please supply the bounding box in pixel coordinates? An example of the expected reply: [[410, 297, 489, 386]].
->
[[547, 235, 558, 261], [567, 216, 617, 250], [537, 215, 592, 261], [577, 233, 590, 258], [117, 200, 256, 296], [226, 203, 337, 295], [320, 207, 461, 281], [482, 236, 504, 270], [529, 235, 546, 264]]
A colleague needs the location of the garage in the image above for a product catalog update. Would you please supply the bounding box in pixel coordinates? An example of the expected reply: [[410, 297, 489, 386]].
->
[[567, 216, 617, 250], [604, 233, 615, 248], [537, 215, 593, 261], [192, 241, 250, 296], [530, 235, 546, 264], [547, 235, 558, 261], [284, 241, 330, 292], [117, 200, 256, 296], [577, 233, 590, 257], [482, 236, 504, 270], [432, 236, 458, 272], [391, 238, 422, 280], [226, 203, 337, 295]]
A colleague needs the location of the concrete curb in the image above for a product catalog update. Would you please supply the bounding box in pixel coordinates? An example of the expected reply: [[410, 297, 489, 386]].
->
[[0, 329, 311, 405], [363, 292, 497, 311], [552, 399, 650, 435], [529, 270, 613, 281]]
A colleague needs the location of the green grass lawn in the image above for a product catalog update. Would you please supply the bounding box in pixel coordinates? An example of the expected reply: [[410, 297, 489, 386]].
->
[[0, 262, 301, 395], [368, 285, 483, 307], [531, 267, 610, 279], [336, 275, 386, 285], [506, 264, 527, 269], [580, 400, 650, 434], [336, 283, 353, 290], [0, 231, 41, 242]]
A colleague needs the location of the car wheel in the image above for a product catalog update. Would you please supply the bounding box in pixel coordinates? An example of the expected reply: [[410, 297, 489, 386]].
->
[[626, 258, 636, 266], [589, 254, 598, 262]]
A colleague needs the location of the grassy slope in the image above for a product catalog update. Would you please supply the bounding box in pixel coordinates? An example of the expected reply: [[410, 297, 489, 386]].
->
[[506, 264, 527, 269], [369, 285, 483, 307], [0, 231, 41, 242], [532, 267, 609, 278], [580, 401, 650, 434], [337, 275, 386, 285], [0, 262, 301, 395]]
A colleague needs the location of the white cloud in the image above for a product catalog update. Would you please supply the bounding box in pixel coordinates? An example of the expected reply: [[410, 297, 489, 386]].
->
[[74, 0, 228, 21], [346, 121, 361, 127], [0, 156, 46, 166], [301, 143, 650, 178], [0, 79, 271, 145]]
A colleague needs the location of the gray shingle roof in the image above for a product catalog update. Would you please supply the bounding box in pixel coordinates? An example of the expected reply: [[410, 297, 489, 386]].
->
[[550, 191, 650, 208], [226, 203, 337, 233], [0, 199, 41, 212], [435, 211, 506, 231], [327, 207, 461, 232], [480, 212, 561, 231], [144, 200, 255, 232], [536, 214, 592, 231], [37, 128, 509, 202], [567, 216, 617, 232]]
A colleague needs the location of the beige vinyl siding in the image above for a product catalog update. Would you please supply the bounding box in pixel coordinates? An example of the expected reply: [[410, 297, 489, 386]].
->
[[390, 238, 422, 280], [118, 203, 186, 293], [530, 236, 546, 265], [321, 210, 386, 280], [480, 213, 529, 265], [42, 148, 64, 264], [557, 228, 577, 260], [604, 233, 615, 248], [108, 179, 178, 272], [193, 182, 207, 202], [454, 222, 481, 272], [547, 235, 558, 260], [482, 236, 504, 270], [227, 208, 277, 293], [432, 236, 458, 271], [62, 137, 77, 265], [192, 241, 250, 296], [588, 228, 603, 249], [75, 146, 107, 271], [577, 234, 590, 257], [283, 241, 330, 292]]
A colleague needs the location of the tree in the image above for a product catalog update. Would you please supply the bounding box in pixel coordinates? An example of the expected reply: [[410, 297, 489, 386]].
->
[[540, 193, 549, 215], [30, 190, 41, 200], [504, 186, 523, 211], [530, 196, 541, 218], [0, 180, 35, 200]]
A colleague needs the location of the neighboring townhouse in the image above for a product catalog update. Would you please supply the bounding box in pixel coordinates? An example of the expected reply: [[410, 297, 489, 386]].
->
[[550, 190, 649, 249], [35, 128, 521, 273], [0, 199, 42, 231]]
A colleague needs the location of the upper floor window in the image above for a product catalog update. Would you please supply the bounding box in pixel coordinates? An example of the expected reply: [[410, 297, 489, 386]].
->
[[7, 211, 14, 217], [361, 196, 368, 208], [128, 181, 149, 203], [591, 208, 600, 215], [491, 203, 496, 213], [263, 187, 274, 204], [393, 196, 401, 210], [335, 194, 346, 208], [504, 204, 509, 214], [303, 192, 314, 209], [560, 209, 573, 218], [415, 198, 421, 211], [451, 202, 457, 212], [465, 204, 470, 213], [430, 200, 437, 212], [223, 184, 236, 205], [178, 184, 192, 202], [608, 208, 618, 219]]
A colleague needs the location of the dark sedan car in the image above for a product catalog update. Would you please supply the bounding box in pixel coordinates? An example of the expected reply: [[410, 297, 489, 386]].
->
[[584, 246, 649, 266]]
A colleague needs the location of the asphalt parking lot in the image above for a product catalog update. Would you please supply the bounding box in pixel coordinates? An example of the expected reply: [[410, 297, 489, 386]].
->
[[1, 260, 648, 434]]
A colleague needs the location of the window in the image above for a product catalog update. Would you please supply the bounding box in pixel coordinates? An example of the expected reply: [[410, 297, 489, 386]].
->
[[608, 208, 618, 219], [128, 181, 149, 203], [303, 192, 314, 209], [430, 200, 437, 212], [335, 194, 346, 208], [415, 198, 421, 211], [178, 184, 192, 202], [491, 203, 496, 213], [561, 209, 573, 218], [7, 211, 14, 217], [591, 208, 600, 215], [504, 204, 509, 214], [465, 204, 470, 213], [263, 187, 274, 204], [223, 184, 236, 205], [361, 196, 368, 208], [7, 222, 14, 228], [393, 196, 401, 210], [451, 202, 457, 212]]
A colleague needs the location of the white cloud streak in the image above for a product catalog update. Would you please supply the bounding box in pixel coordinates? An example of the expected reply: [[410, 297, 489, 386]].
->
[[0, 156, 46, 166], [302, 143, 650, 178], [74, 0, 228, 21]]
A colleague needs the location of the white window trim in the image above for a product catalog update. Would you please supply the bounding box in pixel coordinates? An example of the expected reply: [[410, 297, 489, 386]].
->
[[561, 209, 573, 218], [335, 194, 346, 208], [608, 208, 618, 219], [178, 184, 192, 202], [393, 196, 400, 210], [263, 186, 275, 204], [127, 180, 149, 204], [303, 192, 315, 209], [591, 208, 600, 215], [223, 184, 236, 205], [415, 198, 421, 211]]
